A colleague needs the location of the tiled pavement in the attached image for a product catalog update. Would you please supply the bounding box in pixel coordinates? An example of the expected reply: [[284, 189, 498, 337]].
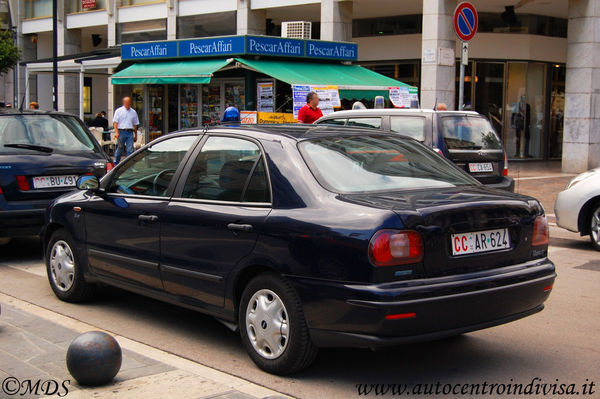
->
[[0, 299, 289, 399]]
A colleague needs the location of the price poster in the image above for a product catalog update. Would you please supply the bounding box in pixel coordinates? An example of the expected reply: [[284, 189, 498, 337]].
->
[[389, 87, 419, 108], [257, 82, 274, 112], [292, 84, 340, 119], [82, 0, 96, 9]]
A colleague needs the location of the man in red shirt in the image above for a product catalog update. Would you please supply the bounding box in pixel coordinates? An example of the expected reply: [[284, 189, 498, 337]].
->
[[297, 92, 323, 124]]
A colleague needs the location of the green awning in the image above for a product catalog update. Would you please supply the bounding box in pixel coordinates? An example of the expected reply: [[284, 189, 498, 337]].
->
[[235, 58, 413, 99], [112, 59, 233, 85]]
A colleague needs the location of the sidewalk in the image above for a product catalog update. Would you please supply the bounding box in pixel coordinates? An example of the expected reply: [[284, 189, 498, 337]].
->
[[0, 293, 290, 399]]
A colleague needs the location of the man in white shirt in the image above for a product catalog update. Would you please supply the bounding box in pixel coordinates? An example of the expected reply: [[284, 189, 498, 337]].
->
[[113, 96, 140, 164]]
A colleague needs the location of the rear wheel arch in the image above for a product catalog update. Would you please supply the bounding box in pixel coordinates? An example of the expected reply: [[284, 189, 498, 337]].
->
[[233, 264, 279, 317], [577, 196, 600, 235]]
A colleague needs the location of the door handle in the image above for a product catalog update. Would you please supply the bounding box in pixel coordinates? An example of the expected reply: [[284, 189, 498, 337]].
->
[[138, 214, 159, 223], [227, 223, 253, 232]]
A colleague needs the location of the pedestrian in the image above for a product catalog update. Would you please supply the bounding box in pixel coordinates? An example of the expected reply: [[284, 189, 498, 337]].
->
[[89, 111, 110, 140], [29, 101, 39, 110], [221, 104, 240, 123], [113, 97, 139, 164], [297, 92, 323, 124], [436, 103, 447, 111]]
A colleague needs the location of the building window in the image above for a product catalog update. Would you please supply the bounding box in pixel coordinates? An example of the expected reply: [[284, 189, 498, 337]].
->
[[352, 15, 422, 37], [117, 19, 166, 44], [363, 62, 420, 88], [83, 77, 92, 115], [477, 12, 567, 38], [176, 12, 236, 39], [66, 0, 107, 13], [120, 0, 162, 5], [24, 0, 52, 19]]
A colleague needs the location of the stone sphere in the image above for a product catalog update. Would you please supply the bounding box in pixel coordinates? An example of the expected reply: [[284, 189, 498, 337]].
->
[[66, 331, 122, 386]]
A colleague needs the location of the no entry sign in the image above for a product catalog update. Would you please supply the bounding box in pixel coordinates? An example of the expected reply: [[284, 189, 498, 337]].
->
[[454, 2, 478, 42]]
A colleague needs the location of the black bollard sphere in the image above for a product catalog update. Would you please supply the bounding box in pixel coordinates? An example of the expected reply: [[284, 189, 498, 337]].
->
[[66, 331, 122, 386]]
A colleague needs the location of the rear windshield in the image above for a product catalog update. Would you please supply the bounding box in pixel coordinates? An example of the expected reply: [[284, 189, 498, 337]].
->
[[0, 114, 96, 154], [299, 135, 477, 193], [441, 116, 502, 150]]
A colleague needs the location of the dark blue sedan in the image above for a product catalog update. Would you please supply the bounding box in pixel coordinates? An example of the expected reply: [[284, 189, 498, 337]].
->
[[0, 109, 112, 242], [43, 125, 555, 374]]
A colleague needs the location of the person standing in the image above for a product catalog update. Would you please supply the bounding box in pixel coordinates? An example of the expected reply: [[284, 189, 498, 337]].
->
[[297, 92, 323, 124], [113, 97, 139, 164]]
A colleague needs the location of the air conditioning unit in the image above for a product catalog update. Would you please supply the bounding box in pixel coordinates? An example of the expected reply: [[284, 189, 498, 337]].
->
[[281, 21, 312, 39]]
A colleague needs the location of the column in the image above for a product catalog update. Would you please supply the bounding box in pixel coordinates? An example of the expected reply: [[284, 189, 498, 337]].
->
[[420, 0, 456, 110], [320, 0, 352, 42], [167, 0, 178, 40], [237, 0, 266, 35], [58, 26, 82, 115], [107, 0, 116, 47], [563, 0, 600, 172]]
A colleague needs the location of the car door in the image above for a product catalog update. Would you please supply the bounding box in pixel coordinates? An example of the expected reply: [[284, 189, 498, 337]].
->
[[160, 135, 272, 308], [84, 134, 199, 290]]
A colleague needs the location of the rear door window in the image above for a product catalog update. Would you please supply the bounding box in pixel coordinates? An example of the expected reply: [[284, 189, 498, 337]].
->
[[346, 118, 382, 129], [316, 118, 347, 126], [389, 116, 426, 142], [441, 116, 502, 150]]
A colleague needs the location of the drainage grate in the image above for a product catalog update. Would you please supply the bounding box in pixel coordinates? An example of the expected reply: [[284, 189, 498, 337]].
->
[[575, 260, 600, 272]]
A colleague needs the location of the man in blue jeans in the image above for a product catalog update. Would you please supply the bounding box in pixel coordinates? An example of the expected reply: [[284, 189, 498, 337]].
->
[[113, 96, 139, 164]]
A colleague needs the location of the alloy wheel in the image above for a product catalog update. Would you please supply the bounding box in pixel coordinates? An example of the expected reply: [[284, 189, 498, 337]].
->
[[592, 208, 600, 246]]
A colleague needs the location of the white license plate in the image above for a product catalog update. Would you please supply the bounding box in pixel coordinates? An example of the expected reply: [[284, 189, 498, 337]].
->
[[468, 162, 493, 173], [451, 228, 510, 256], [32, 175, 78, 189]]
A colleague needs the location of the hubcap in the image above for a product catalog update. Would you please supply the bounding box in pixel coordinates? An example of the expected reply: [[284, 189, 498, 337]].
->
[[592, 208, 600, 245], [245, 289, 289, 360], [49, 240, 75, 292]]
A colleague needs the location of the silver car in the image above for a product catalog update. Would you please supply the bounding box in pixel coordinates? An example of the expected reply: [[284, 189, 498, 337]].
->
[[554, 168, 600, 251]]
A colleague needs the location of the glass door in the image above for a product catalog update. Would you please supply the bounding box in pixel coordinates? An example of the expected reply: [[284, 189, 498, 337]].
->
[[505, 63, 527, 158], [549, 65, 565, 159], [148, 85, 164, 141], [474, 62, 505, 137]]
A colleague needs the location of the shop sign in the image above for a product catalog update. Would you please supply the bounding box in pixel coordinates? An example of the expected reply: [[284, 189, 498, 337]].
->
[[122, 41, 177, 60], [246, 36, 303, 57], [257, 112, 296, 124], [306, 40, 357, 61], [389, 86, 419, 108], [82, 0, 96, 9], [180, 36, 245, 57], [241, 111, 258, 124], [257, 82, 274, 112], [292, 84, 340, 119]]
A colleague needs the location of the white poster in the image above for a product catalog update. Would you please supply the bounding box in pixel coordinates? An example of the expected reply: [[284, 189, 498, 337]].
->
[[389, 87, 419, 108], [257, 82, 274, 112], [292, 84, 340, 119]]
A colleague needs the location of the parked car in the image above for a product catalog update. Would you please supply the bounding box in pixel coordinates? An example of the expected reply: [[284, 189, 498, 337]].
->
[[315, 109, 514, 191], [0, 109, 113, 242], [554, 168, 600, 251], [43, 125, 554, 374]]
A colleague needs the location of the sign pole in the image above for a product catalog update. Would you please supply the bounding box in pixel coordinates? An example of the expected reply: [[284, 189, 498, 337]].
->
[[459, 42, 468, 111]]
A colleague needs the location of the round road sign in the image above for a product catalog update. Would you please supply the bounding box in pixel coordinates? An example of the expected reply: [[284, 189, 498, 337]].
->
[[454, 2, 478, 42]]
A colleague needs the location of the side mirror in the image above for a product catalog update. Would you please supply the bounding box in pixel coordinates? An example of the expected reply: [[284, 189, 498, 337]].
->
[[76, 175, 100, 191]]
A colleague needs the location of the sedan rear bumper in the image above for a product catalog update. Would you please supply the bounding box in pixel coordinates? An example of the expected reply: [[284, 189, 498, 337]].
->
[[484, 176, 514, 192], [0, 208, 46, 237], [288, 258, 555, 348]]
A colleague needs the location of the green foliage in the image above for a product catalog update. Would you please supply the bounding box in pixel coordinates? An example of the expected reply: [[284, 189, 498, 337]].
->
[[0, 29, 20, 74]]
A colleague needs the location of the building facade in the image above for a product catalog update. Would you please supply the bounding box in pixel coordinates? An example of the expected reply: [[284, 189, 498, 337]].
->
[[1, 0, 598, 171]]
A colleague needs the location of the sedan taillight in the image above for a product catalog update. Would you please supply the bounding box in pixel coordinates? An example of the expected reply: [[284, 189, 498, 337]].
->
[[532, 215, 549, 246], [503, 152, 509, 176], [106, 162, 115, 172], [368, 230, 423, 266], [17, 176, 30, 191]]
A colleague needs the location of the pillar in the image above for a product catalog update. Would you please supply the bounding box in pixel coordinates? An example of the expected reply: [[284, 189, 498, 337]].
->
[[167, 0, 178, 40], [563, 0, 600, 172], [320, 0, 352, 42], [237, 0, 266, 35], [420, 0, 456, 110]]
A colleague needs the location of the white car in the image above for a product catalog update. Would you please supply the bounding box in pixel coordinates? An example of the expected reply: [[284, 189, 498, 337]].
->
[[554, 168, 600, 251]]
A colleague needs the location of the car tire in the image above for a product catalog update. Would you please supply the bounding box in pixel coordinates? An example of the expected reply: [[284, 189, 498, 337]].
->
[[590, 204, 600, 251], [239, 273, 318, 375], [46, 229, 95, 302]]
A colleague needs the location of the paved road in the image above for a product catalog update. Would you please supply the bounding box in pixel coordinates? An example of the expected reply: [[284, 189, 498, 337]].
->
[[1, 226, 598, 399]]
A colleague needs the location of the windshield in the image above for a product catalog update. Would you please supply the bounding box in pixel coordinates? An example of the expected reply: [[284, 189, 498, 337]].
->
[[0, 114, 96, 154], [299, 135, 478, 194], [441, 116, 502, 150]]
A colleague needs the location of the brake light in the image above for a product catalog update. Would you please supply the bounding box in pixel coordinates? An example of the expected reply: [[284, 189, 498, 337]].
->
[[0, 185, 3, 194], [106, 162, 114, 172], [368, 230, 423, 266], [433, 148, 444, 157], [385, 312, 416, 320], [532, 215, 549, 246], [17, 176, 30, 191], [503, 152, 508, 176]]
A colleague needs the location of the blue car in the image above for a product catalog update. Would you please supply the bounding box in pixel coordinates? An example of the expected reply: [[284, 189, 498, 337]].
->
[[43, 125, 555, 374], [0, 109, 112, 241]]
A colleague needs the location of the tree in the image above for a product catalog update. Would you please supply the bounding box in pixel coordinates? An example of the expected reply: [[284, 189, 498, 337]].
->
[[0, 29, 20, 74]]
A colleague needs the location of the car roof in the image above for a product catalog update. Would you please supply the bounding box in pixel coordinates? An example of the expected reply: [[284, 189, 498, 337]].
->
[[171, 124, 404, 143], [0, 108, 77, 117], [317, 109, 481, 118]]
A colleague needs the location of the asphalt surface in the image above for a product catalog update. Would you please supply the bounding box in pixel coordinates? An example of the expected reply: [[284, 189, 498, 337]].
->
[[1, 167, 599, 398]]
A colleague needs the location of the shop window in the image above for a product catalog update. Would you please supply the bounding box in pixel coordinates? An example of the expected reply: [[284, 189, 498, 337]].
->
[[352, 15, 422, 37], [83, 77, 92, 115], [23, 0, 52, 19], [177, 12, 236, 39], [180, 85, 199, 129], [549, 65, 565, 159], [117, 19, 166, 44]]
